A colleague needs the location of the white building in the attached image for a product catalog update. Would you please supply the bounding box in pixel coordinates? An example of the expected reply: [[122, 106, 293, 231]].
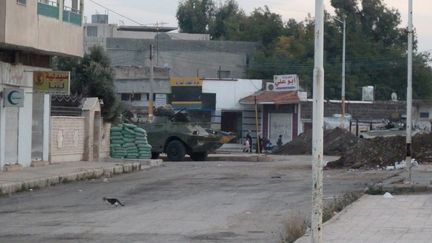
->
[[202, 79, 263, 143], [0, 0, 84, 169]]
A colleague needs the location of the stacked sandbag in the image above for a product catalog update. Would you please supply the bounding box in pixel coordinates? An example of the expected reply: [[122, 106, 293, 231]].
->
[[110, 123, 152, 160], [110, 125, 126, 158], [134, 127, 152, 159], [123, 123, 139, 159]]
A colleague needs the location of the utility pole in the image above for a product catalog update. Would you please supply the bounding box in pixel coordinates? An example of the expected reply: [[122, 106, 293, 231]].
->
[[148, 44, 154, 120], [406, 0, 413, 183], [312, 0, 324, 242], [334, 17, 346, 128]]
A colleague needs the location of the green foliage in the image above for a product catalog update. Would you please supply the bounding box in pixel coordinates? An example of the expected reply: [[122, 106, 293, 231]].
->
[[177, 0, 432, 100], [53, 46, 121, 122], [176, 0, 216, 33], [209, 0, 244, 40], [248, 0, 432, 100]]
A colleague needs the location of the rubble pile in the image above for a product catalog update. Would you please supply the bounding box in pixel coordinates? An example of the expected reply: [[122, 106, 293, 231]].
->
[[412, 133, 432, 162], [274, 127, 358, 156], [330, 136, 406, 169], [331, 133, 432, 169]]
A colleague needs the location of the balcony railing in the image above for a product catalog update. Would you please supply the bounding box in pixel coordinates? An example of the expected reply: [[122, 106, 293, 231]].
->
[[37, 1, 82, 26], [37, 1, 59, 19], [63, 7, 82, 26]]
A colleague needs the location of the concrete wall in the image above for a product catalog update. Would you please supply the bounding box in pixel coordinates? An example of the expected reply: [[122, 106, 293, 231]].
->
[[50, 116, 85, 163], [1, 1, 83, 57], [0, 0, 5, 43], [301, 100, 406, 121], [100, 122, 111, 159], [106, 38, 257, 79]]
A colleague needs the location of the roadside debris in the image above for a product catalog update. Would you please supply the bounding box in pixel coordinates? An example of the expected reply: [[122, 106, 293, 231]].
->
[[274, 128, 358, 156], [276, 128, 432, 169], [331, 134, 431, 169], [383, 192, 394, 199]]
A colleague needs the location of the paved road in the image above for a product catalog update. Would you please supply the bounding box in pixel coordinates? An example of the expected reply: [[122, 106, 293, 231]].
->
[[0, 155, 393, 243]]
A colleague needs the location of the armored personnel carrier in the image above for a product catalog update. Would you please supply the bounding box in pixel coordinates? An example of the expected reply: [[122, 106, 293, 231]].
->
[[138, 106, 234, 161]]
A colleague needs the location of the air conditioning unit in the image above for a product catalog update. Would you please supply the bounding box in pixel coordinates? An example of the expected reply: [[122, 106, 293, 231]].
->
[[266, 82, 275, 91]]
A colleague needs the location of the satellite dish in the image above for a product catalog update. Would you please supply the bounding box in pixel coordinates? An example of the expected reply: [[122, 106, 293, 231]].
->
[[391, 92, 398, 101]]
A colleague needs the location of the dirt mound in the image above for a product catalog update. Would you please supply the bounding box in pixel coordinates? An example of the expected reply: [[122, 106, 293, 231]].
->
[[274, 127, 358, 156], [330, 133, 432, 169]]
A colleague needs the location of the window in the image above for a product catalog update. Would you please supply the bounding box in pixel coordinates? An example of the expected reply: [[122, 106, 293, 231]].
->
[[131, 94, 141, 101], [121, 93, 130, 101], [121, 93, 142, 101], [420, 112, 430, 119], [17, 0, 26, 5], [87, 26, 98, 37]]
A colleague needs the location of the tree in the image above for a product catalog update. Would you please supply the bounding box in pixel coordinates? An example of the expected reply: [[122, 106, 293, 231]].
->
[[176, 0, 215, 33], [249, 0, 432, 100], [53, 46, 121, 122], [209, 0, 243, 40]]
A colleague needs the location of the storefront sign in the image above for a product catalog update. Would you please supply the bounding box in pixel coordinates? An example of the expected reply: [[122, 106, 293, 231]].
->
[[33, 71, 70, 95], [273, 75, 299, 91], [4, 88, 24, 107], [170, 77, 203, 87]]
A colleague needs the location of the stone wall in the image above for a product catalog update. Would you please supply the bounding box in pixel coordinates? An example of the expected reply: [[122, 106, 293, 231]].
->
[[50, 116, 85, 163]]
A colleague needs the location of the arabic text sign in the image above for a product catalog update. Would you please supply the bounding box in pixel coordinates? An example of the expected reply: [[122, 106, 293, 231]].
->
[[170, 77, 203, 87], [273, 75, 299, 91], [33, 71, 70, 95]]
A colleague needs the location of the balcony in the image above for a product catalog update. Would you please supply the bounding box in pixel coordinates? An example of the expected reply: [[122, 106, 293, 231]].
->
[[37, 1, 59, 19], [63, 8, 82, 26], [0, 0, 84, 57], [37, 1, 82, 26]]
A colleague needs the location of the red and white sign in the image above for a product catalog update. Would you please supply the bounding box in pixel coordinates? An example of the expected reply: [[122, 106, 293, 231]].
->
[[273, 75, 299, 91]]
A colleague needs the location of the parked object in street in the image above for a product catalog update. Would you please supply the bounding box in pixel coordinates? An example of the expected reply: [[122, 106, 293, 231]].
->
[[138, 106, 235, 161]]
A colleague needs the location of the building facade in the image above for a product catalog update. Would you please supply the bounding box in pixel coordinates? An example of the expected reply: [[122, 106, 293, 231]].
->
[[202, 79, 263, 143], [83, 14, 258, 112], [0, 0, 84, 169]]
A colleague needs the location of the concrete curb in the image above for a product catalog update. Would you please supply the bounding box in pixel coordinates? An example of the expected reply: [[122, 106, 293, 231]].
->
[[368, 182, 432, 194], [0, 160, 163, 195]]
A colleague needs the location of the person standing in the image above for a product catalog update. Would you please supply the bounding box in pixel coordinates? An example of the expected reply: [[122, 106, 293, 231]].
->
[[246, 131, 253, 153], [277, 134, 283, 148]]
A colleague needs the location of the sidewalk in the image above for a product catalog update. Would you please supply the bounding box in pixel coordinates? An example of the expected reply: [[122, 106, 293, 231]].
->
[[0, 159, 163, 195], [296, 194, 432, 243], [296, 164, 432, 243]]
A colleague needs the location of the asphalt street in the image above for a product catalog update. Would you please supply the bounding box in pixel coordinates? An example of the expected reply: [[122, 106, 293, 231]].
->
[[0, 155, 394, 243]]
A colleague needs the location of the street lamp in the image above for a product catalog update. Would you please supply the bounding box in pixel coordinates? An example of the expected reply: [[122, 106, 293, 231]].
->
[[334, 17, 346, 127]]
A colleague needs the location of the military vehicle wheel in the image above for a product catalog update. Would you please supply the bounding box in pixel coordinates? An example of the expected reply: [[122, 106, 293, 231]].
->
[[151, 152, 160, 159], [166, 140, 186, 161], [190, 152, 208, 161]]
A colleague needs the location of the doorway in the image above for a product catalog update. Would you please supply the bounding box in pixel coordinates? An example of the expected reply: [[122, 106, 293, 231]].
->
[[268, 113, 293, 145], [221, 111, 242, 143]]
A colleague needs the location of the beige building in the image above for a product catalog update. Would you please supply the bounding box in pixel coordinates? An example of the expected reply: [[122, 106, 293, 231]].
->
[[0, 0, 84, 170]]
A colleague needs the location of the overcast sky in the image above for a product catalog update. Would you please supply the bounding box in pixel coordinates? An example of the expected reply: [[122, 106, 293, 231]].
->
[[84, 0, 432, 53]]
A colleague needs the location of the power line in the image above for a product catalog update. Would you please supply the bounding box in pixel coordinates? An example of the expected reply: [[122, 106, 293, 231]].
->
[[88, 0, 144, 26]]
